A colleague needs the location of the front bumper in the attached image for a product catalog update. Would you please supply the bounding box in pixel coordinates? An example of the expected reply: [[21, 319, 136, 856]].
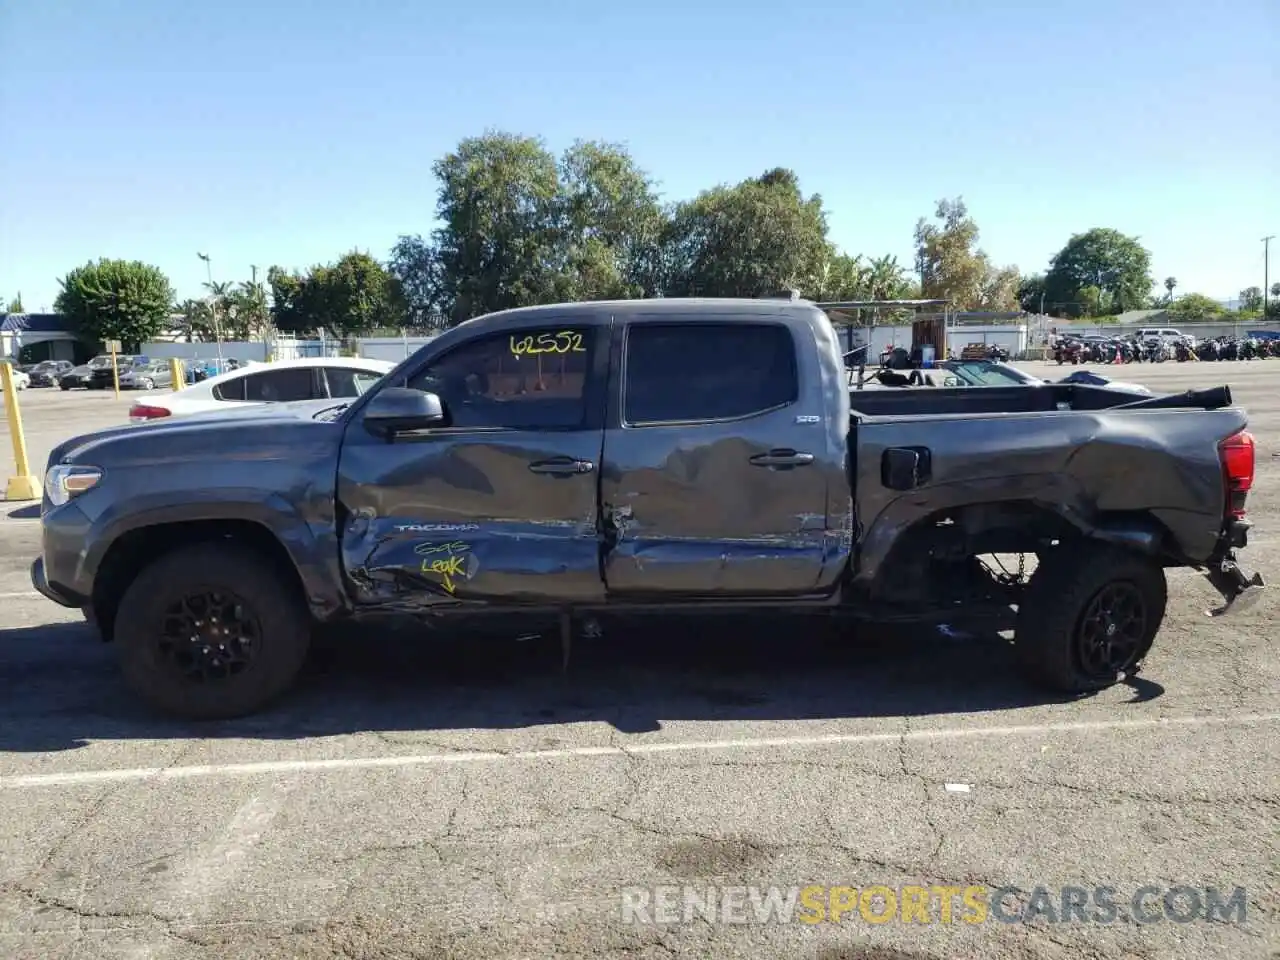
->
[[1203, 521, 1265, 617], [31, 557, 83, 609]]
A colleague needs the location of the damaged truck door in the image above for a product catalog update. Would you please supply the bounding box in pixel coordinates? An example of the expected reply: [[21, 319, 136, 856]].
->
[[336, 321, 610, 605], [599, 316, 840, 597]]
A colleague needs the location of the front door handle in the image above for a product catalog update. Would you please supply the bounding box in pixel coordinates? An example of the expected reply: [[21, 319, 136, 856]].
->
[[528, 457, 595, 476], [749, 449, 815, 468]]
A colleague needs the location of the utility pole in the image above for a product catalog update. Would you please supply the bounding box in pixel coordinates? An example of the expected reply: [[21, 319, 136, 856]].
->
[[1265, 236, 1275, 320]]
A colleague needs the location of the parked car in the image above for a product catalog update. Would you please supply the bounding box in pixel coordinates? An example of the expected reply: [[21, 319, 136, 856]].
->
[[851, 358, 1152, 396], [118, 360, 175, 391], [127, 356, 394, 421], [88, 355, 149, 390], [32, 298, 1263, 720], [942, 359, 1152, 395], [0, 359, 30, 390], [27, 360, 74, 386], [60, 355, 115, 390]]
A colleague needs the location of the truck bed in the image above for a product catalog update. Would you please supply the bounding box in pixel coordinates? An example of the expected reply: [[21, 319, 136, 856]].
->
[[849, 382, 1226, 417]]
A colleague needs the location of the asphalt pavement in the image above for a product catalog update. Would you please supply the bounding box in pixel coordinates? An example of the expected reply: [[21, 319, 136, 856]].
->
[[0, 363, 1276, 959]]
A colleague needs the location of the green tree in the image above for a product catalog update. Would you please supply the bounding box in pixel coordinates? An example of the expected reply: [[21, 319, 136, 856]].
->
[[1077, 285, 1114, 317], [1238, 286, 1263, 313], [312, 251, 404, 336], [1164, 276, 1177, 304], [228, 279, 270, 339], [267, 266, 317, 334], [662, 168, 831, 298], [387, 235, 446, 328], [1167, 293, 1224, 322], [813, 250, 866, 301], [1043, 228, 1153, 317], [175, 298, 216, 342], [5, 293, 22, 313], [54, 258, 175, 347], [1271, 282, 1280, 299], [1018, 274, 1046, 313], [268, 254, 402, 336], [428, 131, 565, 323], [913, 198, 1019, 310], [557, 140, 666, 300]]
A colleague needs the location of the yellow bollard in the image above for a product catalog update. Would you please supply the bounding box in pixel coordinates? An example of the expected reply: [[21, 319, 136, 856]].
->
[[169, 357, 184, 390], [109, 341, 120, 399], [1, 362, 38, 501]]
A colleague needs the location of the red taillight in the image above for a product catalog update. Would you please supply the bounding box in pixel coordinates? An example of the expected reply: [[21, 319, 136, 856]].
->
[[129, 404, 171, 421], [1219, 430, 1254, 519]]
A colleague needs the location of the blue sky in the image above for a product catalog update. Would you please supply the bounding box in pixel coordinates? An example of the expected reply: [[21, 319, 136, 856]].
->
[[2, 0, 1277, 312]]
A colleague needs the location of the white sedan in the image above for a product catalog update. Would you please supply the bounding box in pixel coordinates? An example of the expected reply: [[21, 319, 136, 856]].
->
[[0, 362, 30, 390], [128, 356, 396, 422]]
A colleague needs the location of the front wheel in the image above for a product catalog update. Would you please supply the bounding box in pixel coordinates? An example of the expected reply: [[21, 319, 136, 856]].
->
[[113, 541, 313, 719], [1015, 544, 1167, 693]]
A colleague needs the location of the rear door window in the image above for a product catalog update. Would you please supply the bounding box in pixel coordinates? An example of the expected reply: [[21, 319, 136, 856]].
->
[[622, 322, 798, 425], [240, 368, 318, 402], [323, 367, 385, 398]]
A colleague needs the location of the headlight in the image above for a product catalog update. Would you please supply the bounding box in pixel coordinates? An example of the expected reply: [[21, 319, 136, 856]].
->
[[44, 464, 103, 507]]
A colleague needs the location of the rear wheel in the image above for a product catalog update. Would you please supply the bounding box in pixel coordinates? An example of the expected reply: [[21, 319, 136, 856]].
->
[[113, 542, 312, 719], [1015, 543, 1167, 693]]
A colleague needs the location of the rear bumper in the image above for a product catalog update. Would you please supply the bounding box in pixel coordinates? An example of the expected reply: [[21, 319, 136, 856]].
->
[[1203, 521, 1264, 617]]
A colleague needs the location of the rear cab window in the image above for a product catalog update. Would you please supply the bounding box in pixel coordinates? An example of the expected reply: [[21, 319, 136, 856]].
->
[[621, 322, 798, 425]]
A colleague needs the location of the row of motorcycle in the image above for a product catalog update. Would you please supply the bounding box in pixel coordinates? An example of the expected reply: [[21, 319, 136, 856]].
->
[[1053, 336, 1280, 364]]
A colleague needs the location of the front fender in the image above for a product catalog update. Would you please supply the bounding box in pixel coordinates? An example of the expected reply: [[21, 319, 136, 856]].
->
[[80, 491, 348, 621]]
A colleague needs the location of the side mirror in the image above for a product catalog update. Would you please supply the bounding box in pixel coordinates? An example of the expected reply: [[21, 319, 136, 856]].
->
[[943, 376, 960, 387], [363, 387, 445, 437]]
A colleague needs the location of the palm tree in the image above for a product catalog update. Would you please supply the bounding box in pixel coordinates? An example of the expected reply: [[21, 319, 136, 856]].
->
[[176, 299, 216, 343], [233, 280, 270, 340], [866, 255, 910, 301], [201, 280, 233, 342], [1164, 277, 1177, 305]]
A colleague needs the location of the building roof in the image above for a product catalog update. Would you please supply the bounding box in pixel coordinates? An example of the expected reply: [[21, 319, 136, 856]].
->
[[0, 313, 75, 334]]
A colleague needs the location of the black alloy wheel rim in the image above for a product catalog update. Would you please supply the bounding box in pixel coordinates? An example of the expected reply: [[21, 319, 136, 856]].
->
[[1075, 581, 1147, 679], [158, 590, 262, 682]]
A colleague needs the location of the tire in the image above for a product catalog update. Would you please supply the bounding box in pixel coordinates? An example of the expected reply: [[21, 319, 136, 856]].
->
[[1015, 543, 1167, 694], [113, 541, 312, 719]]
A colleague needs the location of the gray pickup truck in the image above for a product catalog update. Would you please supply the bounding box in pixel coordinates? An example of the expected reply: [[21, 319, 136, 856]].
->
[[32, 298, 1264, 718]]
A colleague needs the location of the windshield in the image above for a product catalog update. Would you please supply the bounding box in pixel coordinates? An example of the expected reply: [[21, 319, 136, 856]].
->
[[946, 360, 1034, 387]]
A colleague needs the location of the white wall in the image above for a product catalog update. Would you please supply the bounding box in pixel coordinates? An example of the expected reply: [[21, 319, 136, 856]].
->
[[355, 336, 438, 362], [139, 338, 346, 362], [141, 341, 269, 362]]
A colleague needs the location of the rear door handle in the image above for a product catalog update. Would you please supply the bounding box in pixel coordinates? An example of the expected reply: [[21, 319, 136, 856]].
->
[[749, 449, 815, 468], [528, 457, 595, 476]]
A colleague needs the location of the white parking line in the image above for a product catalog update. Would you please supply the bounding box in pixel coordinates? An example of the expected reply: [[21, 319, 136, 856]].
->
[[0, 591, 41, 600], [3, 712, 1276, 790]]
